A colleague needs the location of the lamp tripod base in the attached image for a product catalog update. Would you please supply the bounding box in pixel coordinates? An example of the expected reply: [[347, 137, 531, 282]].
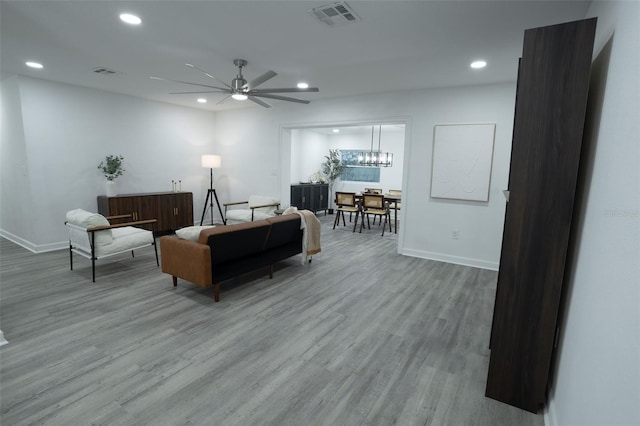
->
[[200, 188, 226, 226]]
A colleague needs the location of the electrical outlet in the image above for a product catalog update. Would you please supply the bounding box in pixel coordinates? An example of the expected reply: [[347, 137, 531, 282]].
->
[[452, 229, 459, 239]]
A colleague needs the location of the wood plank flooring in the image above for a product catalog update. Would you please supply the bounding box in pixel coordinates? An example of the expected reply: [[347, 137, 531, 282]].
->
[[0, 215, 543, 425]]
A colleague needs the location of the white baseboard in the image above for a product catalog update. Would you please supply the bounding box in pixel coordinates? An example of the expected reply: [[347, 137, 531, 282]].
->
[[401, 248, 499, 271], [0, 229, 67, 253]]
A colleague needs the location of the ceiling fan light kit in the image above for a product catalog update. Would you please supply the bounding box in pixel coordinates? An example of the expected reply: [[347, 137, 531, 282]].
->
[[157, 59, 319, 108]]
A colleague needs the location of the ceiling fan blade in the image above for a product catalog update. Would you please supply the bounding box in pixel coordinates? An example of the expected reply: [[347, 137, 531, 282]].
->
[[248, 96, 272, 108], [247, 70, 277, 89], [185, 63, 232, 89], [169, 90, 229, 95], [217, 95, 231, 105], [252, 93, 311, 104], [150, 76, 228, 91], [250, 87, 319, 94]]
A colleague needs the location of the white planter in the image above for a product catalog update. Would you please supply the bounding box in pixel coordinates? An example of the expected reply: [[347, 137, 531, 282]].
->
[[105, 180, 117, 196]]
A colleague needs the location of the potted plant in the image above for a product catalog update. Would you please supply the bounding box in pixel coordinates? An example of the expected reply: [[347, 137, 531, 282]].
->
[[321, 149, 346, 214], [98, 155, 125, 196]]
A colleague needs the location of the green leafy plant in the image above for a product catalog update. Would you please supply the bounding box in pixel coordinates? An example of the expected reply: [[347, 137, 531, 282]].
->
[[98, 155, 125, 181], [321, 149, 346, 209]]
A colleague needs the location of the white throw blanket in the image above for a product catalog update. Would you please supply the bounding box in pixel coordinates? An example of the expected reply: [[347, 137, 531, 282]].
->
[[295, 210, 321, 264]]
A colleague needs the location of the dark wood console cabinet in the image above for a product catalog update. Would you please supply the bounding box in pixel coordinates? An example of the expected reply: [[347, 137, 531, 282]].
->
[[290, 183, 328, 214], [98, 192, 193, 234], [485, 18, 597, 413]]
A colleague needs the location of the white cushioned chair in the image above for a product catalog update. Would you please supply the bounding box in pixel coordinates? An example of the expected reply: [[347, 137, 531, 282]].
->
[[65, 209, 158, 282], [223, 195, 280, 223]]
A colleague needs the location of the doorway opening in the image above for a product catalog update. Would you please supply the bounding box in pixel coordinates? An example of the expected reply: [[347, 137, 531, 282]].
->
[[279, 120, 408, 246]]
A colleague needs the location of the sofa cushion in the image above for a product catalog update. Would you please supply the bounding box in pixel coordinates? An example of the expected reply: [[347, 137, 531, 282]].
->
[[65, 208, 113, 246], [175, 225, 215, 241], [226, 209, 274, 223], [99, 226, 154, 256], [282, 206, 298, 215]]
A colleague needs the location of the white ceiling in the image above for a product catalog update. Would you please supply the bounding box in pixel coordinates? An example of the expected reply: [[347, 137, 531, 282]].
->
[[0, 1, 591, 112]]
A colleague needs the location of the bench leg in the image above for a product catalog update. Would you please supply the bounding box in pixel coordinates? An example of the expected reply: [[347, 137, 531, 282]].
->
[[269, 264, 274, 279], [213, 284, 220, 302], [172, 276, 177, 287]]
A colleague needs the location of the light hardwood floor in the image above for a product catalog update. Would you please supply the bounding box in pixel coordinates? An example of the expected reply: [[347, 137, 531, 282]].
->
[[0, 215, 543, 425]]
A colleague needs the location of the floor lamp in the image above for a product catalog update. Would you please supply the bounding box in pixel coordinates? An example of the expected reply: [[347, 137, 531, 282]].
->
[[200, 155, 226, 225]]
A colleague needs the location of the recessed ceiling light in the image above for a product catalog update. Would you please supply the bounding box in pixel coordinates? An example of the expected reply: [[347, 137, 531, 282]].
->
[[25, 61, 44, 69], [197, 98, 207, 103], [471, 60, 487, 69], [332, 129, 340, 133], [297, 82, 309, 89], [119, 13, 142, 25]]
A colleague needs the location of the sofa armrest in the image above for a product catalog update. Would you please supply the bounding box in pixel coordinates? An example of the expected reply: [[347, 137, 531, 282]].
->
[[223, 200, 249, 207], [249, 202, 280, 220], [249, 202, 280, 210], [160, 236, 212, 288], [87, 219, 157, 231]]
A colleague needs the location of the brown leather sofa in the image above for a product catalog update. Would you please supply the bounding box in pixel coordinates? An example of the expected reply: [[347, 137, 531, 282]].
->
[[160, 214, 303, 302]]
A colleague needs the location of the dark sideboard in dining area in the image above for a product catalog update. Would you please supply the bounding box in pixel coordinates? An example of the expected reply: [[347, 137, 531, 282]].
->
[[290, 183, 328, 215]]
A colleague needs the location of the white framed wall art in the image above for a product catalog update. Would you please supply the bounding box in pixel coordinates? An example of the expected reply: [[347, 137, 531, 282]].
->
[[430, 123, 496, 202]]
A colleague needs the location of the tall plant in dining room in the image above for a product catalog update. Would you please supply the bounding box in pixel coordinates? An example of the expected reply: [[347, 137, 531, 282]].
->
[[321, 149, 346, 214], [98, 155, 125, 196]]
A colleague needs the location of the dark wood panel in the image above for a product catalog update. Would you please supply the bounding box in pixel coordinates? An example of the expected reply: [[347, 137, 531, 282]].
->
[[486, 18, 597, 413], [97, 192, 193, 234], [157, 192, 193, 230]]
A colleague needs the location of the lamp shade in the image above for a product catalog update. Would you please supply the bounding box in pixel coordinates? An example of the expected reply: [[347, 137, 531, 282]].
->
[[201, 155, 221, 168]]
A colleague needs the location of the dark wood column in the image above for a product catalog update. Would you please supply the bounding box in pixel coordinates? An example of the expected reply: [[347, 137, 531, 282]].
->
[[486, 18, 597, 413]]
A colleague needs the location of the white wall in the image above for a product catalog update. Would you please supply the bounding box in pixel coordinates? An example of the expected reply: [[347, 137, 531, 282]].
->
[[0, 75, 35, 247], [547, 2, 640, 426], [0, 76, 218, 251], [290, 129, 328, 183], [216, 82, 516, 269]]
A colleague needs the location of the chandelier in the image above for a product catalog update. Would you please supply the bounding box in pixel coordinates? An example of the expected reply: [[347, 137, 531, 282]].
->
[[358, 125, 393, 167]]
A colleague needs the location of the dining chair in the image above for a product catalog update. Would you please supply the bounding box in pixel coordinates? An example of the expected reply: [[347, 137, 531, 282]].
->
[[359, 194, 391, 236], [363, 188, 384, 224], [333, 192, 360, 232], [364, 188, 383, 194], [387, 189, 402, 209]]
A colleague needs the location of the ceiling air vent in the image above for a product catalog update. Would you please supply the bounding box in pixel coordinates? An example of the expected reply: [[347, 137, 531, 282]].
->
[[91, 67, 121, 76], [308, 2, 361, 27]]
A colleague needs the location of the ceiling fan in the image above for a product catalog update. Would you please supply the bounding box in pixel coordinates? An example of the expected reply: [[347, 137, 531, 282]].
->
[[151, 59, 319, 108]]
